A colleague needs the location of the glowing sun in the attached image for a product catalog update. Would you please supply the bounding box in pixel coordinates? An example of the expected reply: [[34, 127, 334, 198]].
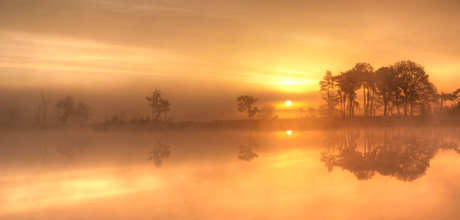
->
[[285, 100, 292, 106]]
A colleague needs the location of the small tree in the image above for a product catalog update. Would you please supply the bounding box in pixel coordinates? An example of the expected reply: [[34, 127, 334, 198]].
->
[[319, 71, 340, 117], [56, 96, 75, 124], [41, 89, 51, 126], [72, 101, 91, 124], [159, 99, 170, 121], [146, 89, 170, 121], [55, 96, 91, 124], [237, 95, 259, 120]]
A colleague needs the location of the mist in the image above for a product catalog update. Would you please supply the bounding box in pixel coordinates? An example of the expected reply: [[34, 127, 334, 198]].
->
[[2, 0, 460, 219]]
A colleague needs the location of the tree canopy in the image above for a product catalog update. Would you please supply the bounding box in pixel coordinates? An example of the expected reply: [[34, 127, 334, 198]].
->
[[55, 96, 91, 124], [319, 60, 438, 117], [237, 95, 259, 120], [146, 90, 171, 121]]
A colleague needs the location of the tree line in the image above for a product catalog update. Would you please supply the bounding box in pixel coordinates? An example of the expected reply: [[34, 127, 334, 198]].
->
[[31, 60, 459, 127], [321, 129, 459, 181], [108, 89, 171, 124], [35, 90, 91, 126], [319, 60, 460, 117]]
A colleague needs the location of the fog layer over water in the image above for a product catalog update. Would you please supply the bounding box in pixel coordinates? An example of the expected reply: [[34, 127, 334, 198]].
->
[[1, 128, 460, 219]]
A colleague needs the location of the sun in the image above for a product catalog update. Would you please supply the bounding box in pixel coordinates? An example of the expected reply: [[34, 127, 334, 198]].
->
[[286, 130, 292, 135], [285, 100, 292, 106]]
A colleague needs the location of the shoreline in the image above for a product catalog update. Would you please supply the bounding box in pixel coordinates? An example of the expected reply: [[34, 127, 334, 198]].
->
[[3, 116, 460, 132]]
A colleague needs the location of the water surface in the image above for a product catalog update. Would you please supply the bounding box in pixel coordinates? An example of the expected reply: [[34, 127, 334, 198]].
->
[[1, 128, 459, 219]]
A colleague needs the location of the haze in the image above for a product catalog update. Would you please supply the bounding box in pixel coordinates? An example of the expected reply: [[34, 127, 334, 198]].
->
[[1, 0, 460, 122], [2, 1, 460, 219]]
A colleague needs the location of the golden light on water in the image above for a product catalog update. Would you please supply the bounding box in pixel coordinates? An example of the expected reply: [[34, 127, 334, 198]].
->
[[285, 100, 292, 106], [286, 130, 292, 135]]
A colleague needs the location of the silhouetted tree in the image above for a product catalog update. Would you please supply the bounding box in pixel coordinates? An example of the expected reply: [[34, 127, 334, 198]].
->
[[319, 71, 340, 117], [56, 96, 74, 124], [393, 60, 437, 117], [55, 96, 91, 124], [146, 90, 170, 121], [35, 103, 41, 125], [454, 89, 460, 104], [41, 90, 51, 126], [319, 60, 440, 117], [438, 91, 456, 112], [352, 63, 374, 117], [375, 67, 398, 116], [237, 95, 259, 120], [159, 99, 170, 121], [335, 70, 361, 116], [72, 101, 91, 124]]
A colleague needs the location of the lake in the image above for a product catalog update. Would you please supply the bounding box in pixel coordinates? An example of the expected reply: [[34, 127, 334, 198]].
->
[[1, 128, 460, 219]]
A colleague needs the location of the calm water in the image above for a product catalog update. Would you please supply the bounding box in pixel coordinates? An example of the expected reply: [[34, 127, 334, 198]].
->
[[1, 128, 460, 219]]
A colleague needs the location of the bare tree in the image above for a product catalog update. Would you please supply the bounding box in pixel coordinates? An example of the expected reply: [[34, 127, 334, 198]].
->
[[35, 103, 41, 125], [41, 90, 51, 126]]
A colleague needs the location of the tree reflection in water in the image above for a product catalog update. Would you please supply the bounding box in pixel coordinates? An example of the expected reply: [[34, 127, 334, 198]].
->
[[321, 129, 460, 181], [238, 132, 259, 161], [148, 136, 171, 168]]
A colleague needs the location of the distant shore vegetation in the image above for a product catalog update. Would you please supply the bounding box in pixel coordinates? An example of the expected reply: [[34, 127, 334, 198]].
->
[[2, 60, 460, 130]]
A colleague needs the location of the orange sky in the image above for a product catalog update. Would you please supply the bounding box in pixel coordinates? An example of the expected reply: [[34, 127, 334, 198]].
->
[[1, 0, 459, 122]]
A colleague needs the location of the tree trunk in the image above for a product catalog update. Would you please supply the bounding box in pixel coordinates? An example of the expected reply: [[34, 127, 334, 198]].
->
[[404, 96, 408, 117], [370, 91, 374, 116], [363, 87, 366, 116], [410, 99, 413, 117], [383, 96, 388, 116]]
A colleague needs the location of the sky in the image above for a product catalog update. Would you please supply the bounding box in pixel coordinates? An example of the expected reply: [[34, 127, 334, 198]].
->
[[1, 0, 459, 123]]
